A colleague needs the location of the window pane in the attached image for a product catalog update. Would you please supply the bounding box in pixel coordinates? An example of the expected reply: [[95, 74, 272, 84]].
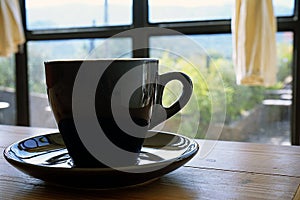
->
[[26, 0, 132, 30], [150, 32, 293, 145], [27, 38, 132, 128], [149, 0, 294, 23], [273, 0, 295, 16], [0, 56, 16, 125]]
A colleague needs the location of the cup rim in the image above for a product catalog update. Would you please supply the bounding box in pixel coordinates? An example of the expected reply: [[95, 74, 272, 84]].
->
[[44, 58, 158, 65]]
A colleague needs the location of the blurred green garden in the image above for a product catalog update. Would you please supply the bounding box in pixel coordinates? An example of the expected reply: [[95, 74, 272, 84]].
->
[[0, 35, 293, 140], [157, 40, 292, 139]]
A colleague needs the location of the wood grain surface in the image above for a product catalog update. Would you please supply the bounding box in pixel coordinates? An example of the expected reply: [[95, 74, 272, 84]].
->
[[0, 125, 300, 200]]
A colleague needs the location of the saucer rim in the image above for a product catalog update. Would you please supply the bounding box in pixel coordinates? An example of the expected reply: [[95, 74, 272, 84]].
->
[[3, 130, 199, 171], [3, 130, 199, 189]]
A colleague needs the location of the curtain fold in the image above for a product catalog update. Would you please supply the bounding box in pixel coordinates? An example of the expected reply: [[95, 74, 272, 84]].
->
[[232, 0, 277, 87], [0, 0, 25, 57]]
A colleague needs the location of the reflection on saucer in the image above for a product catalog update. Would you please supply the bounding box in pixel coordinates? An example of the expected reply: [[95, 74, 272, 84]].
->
[[4, 131, 198, 189]]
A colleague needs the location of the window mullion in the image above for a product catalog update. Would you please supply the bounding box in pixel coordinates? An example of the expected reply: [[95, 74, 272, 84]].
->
[[291, 0, 300, 145], [132, 0, 149, 57], [15, 0, 30, 126]]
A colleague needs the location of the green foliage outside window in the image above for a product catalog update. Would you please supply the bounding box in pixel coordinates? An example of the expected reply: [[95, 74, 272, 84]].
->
[[0, 39, 292, 138], [158, 41, 292, 138], [0, 57, 15, 89]]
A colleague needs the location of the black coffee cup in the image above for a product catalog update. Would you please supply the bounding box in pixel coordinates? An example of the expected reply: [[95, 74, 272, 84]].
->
[[45, 59, 192, 167]]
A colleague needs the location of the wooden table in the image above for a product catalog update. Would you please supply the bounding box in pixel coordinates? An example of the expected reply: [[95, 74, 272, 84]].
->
[[1, 125, 300, 200]]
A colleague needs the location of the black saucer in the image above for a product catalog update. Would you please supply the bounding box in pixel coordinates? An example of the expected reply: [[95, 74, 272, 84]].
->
[[3, 130, 198, 189]]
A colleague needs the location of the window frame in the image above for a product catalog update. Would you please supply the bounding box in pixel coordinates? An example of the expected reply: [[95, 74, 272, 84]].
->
[[17, 0, 300, 145]]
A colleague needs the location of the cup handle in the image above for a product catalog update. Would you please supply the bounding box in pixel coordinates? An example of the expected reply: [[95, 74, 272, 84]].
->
[[150, 72, 193, 129]]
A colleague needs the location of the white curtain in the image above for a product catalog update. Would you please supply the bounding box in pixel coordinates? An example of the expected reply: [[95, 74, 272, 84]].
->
[[0, 0, 25, 57], [232, 0, 277, 86]]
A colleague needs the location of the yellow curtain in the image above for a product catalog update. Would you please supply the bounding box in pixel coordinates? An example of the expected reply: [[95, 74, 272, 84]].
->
[[232, 0, 277, 86], [0, 0, 25, 57]]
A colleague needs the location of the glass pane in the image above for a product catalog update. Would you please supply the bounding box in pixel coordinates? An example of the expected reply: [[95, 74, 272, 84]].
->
[[273, 0, 295, 16], [149, 0, 294, 23], [27, 38, 132, 128], [26, 0, 132, 30], [0, 56, 16, 125], [150, 32, 293, 145]]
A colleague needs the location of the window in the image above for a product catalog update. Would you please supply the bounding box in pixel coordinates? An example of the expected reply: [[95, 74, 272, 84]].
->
[[148, 0, 294, 23], [13, 0, 300, 145], [27, 38, 132, 128], [150, 32, 293, 145], [0, 56, 16, 125], [25, 0, 132, 29]]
